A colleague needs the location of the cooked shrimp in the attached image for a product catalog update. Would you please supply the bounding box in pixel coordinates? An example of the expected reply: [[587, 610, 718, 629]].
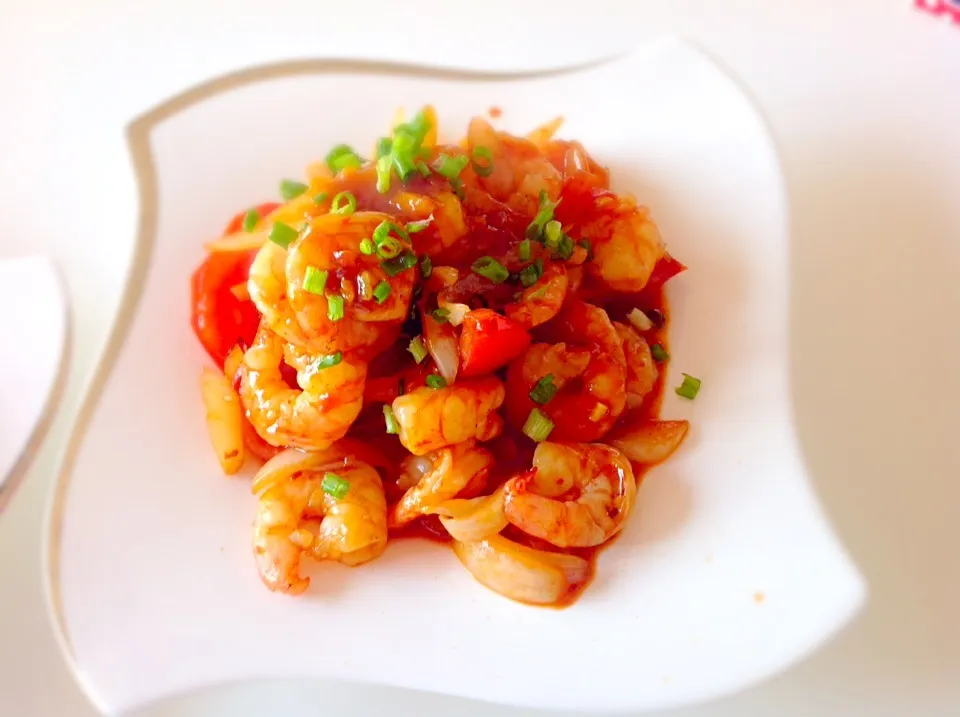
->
[[391, 377, 505, 455], [583, 202, 665, 293], [453, 533, 589, 605], [248, 239, 312, 347], [391, 441, 494, 526], [504, 442, 636, 548], [286, 211, 417, 358], [466, 117, 563, 216], [504, 262, 568, 329], [239, 326, 366, 450], [613, 322, 658, 409], [253, 460, 387, 594]]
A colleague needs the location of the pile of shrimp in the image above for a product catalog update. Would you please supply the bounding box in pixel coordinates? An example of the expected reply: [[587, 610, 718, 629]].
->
[[194, 107, 691, 605]]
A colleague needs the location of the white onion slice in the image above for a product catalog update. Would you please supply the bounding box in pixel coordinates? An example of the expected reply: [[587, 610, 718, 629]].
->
[[430, 487, 508, 542], [423, 312, 459, 384], [608, 419, 690, 465], [200, 367, 244, 475]]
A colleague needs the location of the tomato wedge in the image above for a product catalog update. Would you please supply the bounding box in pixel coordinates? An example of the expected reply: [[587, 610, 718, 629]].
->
[[459, 309, 532, 378]]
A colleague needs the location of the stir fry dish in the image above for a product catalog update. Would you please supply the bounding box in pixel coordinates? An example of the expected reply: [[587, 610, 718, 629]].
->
[[191, 107, 693, 606]]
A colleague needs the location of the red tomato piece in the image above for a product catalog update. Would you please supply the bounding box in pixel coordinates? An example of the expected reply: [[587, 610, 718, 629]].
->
[[646, 252, 686, 290], [190, 248, 261, 367], [459, 309, 532, 378]]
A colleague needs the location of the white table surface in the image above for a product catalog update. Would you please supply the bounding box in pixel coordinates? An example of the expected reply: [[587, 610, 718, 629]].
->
[[1, 1, 958, 716]]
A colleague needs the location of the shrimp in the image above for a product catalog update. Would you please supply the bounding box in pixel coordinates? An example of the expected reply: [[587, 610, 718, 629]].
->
[[507, 301, 626, 442], [391, 377, 505, 455], [504, 262, 568, 329], [391, 441, 494, 526], [466, 117, 563, 216], [239, 326, 366, 450], [250, 211, 416, 357], [253, 460, 387, 594], [582, 202, 665, 293], [613, 322, 658, 409], [504, 442, 636, 548]]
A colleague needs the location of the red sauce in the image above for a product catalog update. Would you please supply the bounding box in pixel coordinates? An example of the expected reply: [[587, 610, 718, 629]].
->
[[489, 106, 502, 118]]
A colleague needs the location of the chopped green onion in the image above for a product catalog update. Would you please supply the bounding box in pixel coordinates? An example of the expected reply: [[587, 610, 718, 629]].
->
[[471, 146, 495, 177], [330, 191, 357, 215], [373, 280, 392, 304], [394, 109, 432, 144], [472, 256, 509, 283], [376, 137, 393, 157], [303, 266, 329, 296], [651, 344, 670, 362], [408, 335, 428, 364], [431, 307, 450, 323], [675, 373, 701, 400], [526, 190, 559, 240], [425, 374, 447, 389], [359, 238, 376, 255], [544, 220, 563, 248], [391, 131, 418, 179], [450, 178, 465, 200], [522, 408, 555, 442], [313, 352, 343, 370], [382, 250, 418, 277], [321, 472, 350, 499], [528, 374, 557, 405], [327, 294, 345, 322], [406, 217, 433, 233], [268, 221, 299, 249], [373, 220, 409, 245], [416, 160, 432, 178], [432, 153, 470, 179], [325, 144, 363, 173], [398, 377, 406, 396], [242, 209, 260, 233], [555, 234, 574, 260], [383, 404, 400, 435], [376, 154, 392, 194], [376, 237, 403, 259], [578, 238, 592, 258], [517, 239, 532, 262], [280, 179, 308, 201], [313, 192, 329, 205], [420, 255, 433, 279], [519, 258, 544, 288]]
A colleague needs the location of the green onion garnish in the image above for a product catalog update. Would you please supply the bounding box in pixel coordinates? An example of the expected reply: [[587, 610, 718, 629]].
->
[[391, 132, 418, 180], [280, 179, 308, 201], [376, 237, 403, 260], [382, 250, 418, 277], [313, 192, 329, 205], [408, 335, 428, 364], [522, 408, 555, 442], [383, 405, 400, 435], [651, 344, 670, 363], [471, 146, 494, 177], [472, 256, 509, 283], [517, 239, 532, 262], [526, 190, 559, 240], [321, 472, 350, 499], [544, 220, 563, 249], [577, 238, 592, 259], [432, 153, 470, 180], [313, 352, 343, 370], [432, 307, 450, 323], [242, 209, 259, 233], [450, 178, 465, 200], [268, 221, 299, 249], [420, 255, 432, 279], [373, 280, 392, 304], [325, 144, 363, 173], [327, 294, 345, 322], [675, 373, 701, 400], [528, 374, 557, 405], [555, 234, 575, 260], [303, 266, 328, 296], [416, 160, 431, 178], [398, 377, 406, 396], [373, 220, 410, 245], [376, 154, 392, 194], [330, 191, 357, 215], [425, 374, 447, 389], [359, 238, 376, 255], [376, 137, 393, 158], [519, 258, 544, 288], [406, 218, 433, 233]]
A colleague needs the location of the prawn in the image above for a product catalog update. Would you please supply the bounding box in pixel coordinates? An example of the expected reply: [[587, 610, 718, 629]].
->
[[391, 377, 505, 455], [613, 322, 658, 409], [504, 442, 636, 548], [391, 441, 494, 526], [504, 262, 568, 329], [253, 459, 388, 594], [239, 326, 366, 450], [582, 201, 665, 293]]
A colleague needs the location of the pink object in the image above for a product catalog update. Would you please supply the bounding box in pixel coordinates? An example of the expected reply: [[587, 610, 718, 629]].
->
[[915, 0, 960, 23]]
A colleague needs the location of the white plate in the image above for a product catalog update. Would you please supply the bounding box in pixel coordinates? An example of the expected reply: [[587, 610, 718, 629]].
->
[[0, 255, 68, 511], [46, 40, 865, 715]]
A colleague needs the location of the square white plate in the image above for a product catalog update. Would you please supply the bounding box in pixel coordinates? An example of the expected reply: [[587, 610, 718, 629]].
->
[[46, 40, 864, 715]]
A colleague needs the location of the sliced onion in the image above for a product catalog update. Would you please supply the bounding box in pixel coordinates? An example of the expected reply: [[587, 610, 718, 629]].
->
[[423, 312, 459, 384], [526, 116, 564, 147], [200, 367, 244, 475], [626, 307, 653, 332], [453, 534, 588, 605], [250, 437, 390, 496], [204, 229, 268, 253], [437, 292, 470, 327], [430, 486, 507, 542], [608, 419, 690, 466]]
